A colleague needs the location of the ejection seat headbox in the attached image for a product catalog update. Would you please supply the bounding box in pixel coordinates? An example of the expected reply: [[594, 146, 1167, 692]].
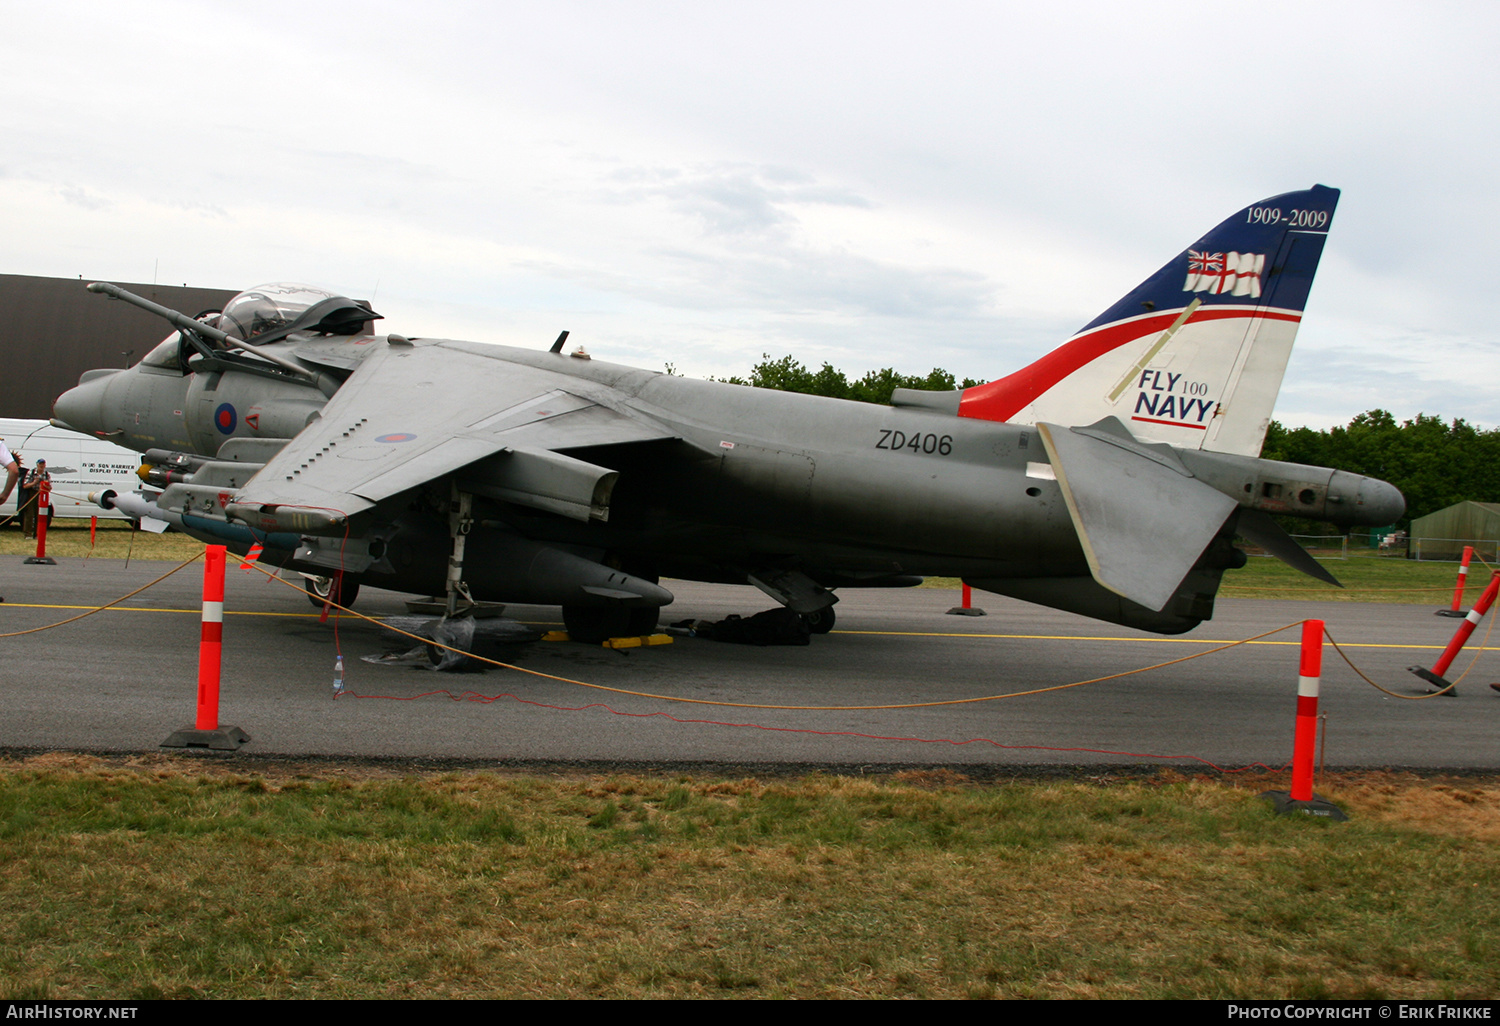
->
[[217, 283, 380, 345]]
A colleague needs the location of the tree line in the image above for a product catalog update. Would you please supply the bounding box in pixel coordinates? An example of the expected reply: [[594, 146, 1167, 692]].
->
[[716, 354, 983, 405], [1263, 410, 1500, 528], [726, 356, 1489, 527]]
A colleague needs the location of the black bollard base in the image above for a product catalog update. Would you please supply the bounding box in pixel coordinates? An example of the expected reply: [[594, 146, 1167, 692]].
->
[[1260, 790, 1349, 821], [161, 725, 251, 751], [1409, 666, 1457, 696]]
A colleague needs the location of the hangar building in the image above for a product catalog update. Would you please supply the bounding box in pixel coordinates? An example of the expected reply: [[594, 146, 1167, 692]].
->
[[0, 274, 238, 420], [1410, 501, 1500, 561]]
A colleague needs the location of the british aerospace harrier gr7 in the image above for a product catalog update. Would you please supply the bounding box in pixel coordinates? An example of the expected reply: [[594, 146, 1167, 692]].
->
[[52, 184, 1402, 642]]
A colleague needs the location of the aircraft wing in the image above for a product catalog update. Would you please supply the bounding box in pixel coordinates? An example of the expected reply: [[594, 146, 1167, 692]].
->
[[225, 340, 676, 534]]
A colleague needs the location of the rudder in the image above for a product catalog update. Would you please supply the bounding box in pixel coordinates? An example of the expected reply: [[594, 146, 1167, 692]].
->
[[957, 185, 1339, 456]]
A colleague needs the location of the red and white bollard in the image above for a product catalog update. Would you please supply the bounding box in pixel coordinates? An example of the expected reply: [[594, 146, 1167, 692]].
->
[[23, 504, 55, 565], [946, 581, 987, 616], [1411, 569, 1500, 696], [162, 545, 250, 750], [1263, 618, 1347, 820], [196, 545, 225, 731], [1437, 545, 1474, 617], [1291, 619, 1323, 803]]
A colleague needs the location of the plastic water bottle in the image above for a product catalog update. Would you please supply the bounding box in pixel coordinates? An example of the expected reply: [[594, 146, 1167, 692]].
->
[[333, 655, 345, 698]]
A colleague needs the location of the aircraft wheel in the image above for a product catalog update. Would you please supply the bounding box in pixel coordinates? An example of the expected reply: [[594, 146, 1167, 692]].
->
[[801, 606, 836, 634], [627, 605, 661, 636], [563, 604, 659, 643], [307, 574, 360, 610]]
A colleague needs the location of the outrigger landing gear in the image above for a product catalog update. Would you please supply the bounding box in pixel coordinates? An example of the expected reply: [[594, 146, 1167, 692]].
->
[[800, 606, 836, 634], [445, 485, 476, 621], [421, 485, 480, 670], [748, 568, 839, 635]]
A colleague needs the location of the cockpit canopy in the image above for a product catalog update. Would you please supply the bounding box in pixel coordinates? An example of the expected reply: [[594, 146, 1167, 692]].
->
[[218, 282, 378, 343], [136, 282, 380, 372]]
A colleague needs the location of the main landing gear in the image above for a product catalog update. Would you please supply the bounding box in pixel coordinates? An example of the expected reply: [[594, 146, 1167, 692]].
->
[[306, 573, 360, 610], [562, 603, 661, 644]]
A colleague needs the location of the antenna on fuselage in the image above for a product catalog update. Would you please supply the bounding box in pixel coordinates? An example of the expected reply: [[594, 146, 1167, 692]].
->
[[549, 330, 570, 354]]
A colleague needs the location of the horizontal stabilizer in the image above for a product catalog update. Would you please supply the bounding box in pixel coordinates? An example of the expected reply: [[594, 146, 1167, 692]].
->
[[1234, 507, 1343, 588], [1039, 420, 1238, 612]]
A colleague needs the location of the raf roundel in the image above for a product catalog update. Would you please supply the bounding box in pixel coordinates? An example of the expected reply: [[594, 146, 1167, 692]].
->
[[375, 433, 417, 443], [214, 403, 237, 434]]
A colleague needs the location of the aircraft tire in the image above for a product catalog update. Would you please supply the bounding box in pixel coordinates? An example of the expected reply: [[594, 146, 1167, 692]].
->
[[627, 605, 661, 636], [306, 574, 360, 611], [563, 604, 659, 643], [801, 606, 836, 634]]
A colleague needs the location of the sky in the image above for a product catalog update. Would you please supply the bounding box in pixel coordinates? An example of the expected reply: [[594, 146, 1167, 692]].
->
[[3, 0, 1497, 430]]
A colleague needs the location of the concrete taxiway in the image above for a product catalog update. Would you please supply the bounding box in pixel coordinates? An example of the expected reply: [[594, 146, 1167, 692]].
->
[[2, 556, 1495, 769]]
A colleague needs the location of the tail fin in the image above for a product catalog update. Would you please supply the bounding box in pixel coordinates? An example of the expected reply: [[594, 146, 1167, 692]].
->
[[958, 185, 1339, 456]]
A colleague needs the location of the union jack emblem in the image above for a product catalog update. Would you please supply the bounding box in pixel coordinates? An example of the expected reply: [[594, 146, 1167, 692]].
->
[[1187, 250, 1224, 276]]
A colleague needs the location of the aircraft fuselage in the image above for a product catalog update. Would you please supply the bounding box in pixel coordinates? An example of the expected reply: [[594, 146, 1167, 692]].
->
[[54, 185, 1405, 638], [56, 328, 1400, 635]]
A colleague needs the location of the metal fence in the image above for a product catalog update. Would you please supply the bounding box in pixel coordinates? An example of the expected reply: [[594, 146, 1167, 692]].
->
[[1239, 532, 1500, 563], [1407, 537, 1500, 563]]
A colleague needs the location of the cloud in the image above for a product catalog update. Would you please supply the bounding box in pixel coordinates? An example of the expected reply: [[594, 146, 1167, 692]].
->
[[1278, 327, 1500, 431], [508, 161, 993, 318], [57, 185, 110, 211], [517, 235, 992, 320], [603, 162, 872, 237], [4, 3, 1500, 429]]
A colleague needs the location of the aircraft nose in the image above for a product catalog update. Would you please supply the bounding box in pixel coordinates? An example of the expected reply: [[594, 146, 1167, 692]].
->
[[52, 370, 118, 435]]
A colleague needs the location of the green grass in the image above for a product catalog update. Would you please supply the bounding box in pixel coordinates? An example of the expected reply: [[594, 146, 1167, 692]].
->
[[1218, 554, 1467, 602], [0, 520, 204, 560], [1, 757, 1496, 999]]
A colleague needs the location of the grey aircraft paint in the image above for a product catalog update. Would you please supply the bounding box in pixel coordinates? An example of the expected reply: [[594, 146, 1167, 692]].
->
[[50, 190, 1404, 642]]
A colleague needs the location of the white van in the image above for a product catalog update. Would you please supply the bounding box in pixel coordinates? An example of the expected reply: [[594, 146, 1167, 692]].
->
[[0, 418, 142, 520]]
